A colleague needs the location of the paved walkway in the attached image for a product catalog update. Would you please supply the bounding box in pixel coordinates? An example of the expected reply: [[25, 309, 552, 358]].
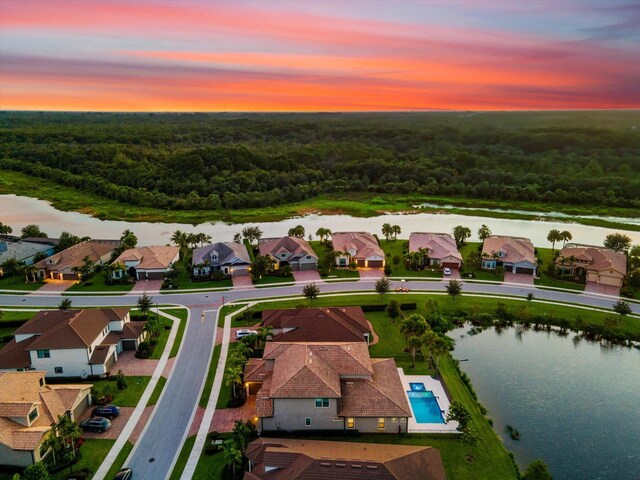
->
[[32, 280, 75, 293], [210, 395, 256, 432], [232, 275, 254, 289], [292, 270, 322, 283], [504, 272, 534, 285], [585, 281, 620, 296]]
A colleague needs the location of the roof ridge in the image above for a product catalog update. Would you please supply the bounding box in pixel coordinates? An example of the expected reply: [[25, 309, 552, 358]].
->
[[366, 358, 411, 411]]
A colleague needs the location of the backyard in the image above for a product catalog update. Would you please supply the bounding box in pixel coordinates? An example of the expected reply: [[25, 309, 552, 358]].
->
[[379, 239, 443, 278]]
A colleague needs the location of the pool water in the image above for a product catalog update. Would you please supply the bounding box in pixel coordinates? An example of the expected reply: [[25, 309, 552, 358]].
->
[[407, 391, 446, 423], [409, 382, 426, 392]]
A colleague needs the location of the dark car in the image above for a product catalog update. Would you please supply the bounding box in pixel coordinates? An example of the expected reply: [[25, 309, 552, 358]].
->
[[80, 417, 111, 433], [92, 404, 120, 419], [113, 467, 132, 480]]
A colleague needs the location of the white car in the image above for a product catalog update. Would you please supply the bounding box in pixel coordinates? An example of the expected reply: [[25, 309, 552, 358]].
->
[[443, 267, 452, 276], [235, 329, 258, 339]]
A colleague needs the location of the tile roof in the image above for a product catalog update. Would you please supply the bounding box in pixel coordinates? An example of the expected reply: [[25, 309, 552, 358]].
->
[[34, 240, 120, 274], [12, 308, 129, 351], [0, 335, 37, 369], [0, 371, 90, 451], [89, 346, 113, 365], [256, 376, 274, 417], [332, 232, 384, 260], [192, 242, 251, 266], [244, 438, 446, 480], [244, 358, 267, 383], [557, 245, 627, 275], [0, 239, 53, 264], [338, 359, 411, 418], [408, 233, 462, 262], [102, 321, 146, 346], [263, 307, 370, 343], [114, 245, 180, 269], [258, 237, 318, 261], [482, 235, 535, 265]]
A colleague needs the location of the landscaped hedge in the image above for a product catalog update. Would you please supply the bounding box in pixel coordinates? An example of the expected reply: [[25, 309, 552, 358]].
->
[[361, 303, 416, 312]]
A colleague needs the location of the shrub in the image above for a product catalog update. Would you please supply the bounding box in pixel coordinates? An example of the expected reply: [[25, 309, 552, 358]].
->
[[135, 341, 153, 359], [211, 271, 227, 281], [384, 264, 392, 275]]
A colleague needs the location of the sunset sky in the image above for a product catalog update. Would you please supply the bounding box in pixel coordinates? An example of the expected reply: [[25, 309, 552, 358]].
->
[[1, 0, 639, 111]]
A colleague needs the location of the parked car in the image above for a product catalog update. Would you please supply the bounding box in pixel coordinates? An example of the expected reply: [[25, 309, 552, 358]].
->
[[92, 404, 120, 419], [236, 329, 258, 339], [80, 417, 111, 433], [443, 267, 452, 276], [113, 467, 132, 480]]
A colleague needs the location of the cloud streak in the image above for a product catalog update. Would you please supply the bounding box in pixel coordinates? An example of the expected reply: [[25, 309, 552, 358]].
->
[[1, 0, 638, 110]]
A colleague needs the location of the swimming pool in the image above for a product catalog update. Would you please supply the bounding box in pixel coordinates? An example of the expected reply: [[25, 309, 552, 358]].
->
[[409, 382, 426, 392], [407, 390, 446, 424]]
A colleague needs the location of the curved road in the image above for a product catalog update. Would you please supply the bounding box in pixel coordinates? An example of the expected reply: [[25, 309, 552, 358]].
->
[[1, 279, 638, 479]]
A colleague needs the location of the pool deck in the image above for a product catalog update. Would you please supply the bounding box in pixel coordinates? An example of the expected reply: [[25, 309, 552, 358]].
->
[[397, 369, 460, 433]]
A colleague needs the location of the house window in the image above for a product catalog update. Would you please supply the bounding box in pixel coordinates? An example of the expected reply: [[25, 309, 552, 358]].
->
[[339, 258, 347, 266], [37, 349, 50, 359], [305, 417, 312, 427], [346, 418, 355, 429], [377, 418, 386, 430], [306, 255, 311, 259], [315, 398, 329, 408], [28, 407, 38, 423], [54, 367, 63, 374]]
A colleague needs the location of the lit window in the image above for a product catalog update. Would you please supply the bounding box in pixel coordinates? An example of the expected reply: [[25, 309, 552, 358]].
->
[[347, 418, 355, 429], [377, 418, 386, 430], [315, 398, 329, 408], [305, 417, 311, 427]]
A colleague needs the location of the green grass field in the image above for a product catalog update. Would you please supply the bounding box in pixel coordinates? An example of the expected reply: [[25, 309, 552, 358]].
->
[[215, 343, 239, 409], [163, 308, 188, 358], [168, 435, 196, 480], [50, 438, 115, 480], [149, 316, 173, 360], [199, 344, 222, 408], [104, 441, 134, 479], [0, 275, 44, 291], [254, 274, 294, 287], [379, 239, 443, 278], [147, 376, 167, 406], [66, 274, 134, 293], [88, 376, 151, 407]]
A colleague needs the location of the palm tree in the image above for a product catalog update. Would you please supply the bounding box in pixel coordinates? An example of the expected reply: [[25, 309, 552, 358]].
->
[[222, 439, 243, 478], [381, 223, 392, 241], [407, 336, 423, 368], [57, 415, 80, 459], [256, 325, 273, 351], [171, 230, 188, 249], [315, 227, 331, 243], [120, 229, 138, 250], [547, 229, 562, 251], [42, 424, 63, 467], [23, 264, 38, 283], [399, 314, 428, 346], [224, 364, 243, 398], [445, 279, 462, 301], [424, 332, 450, 378], [560, 230, 572, 247], [392, 224, 401, 240]]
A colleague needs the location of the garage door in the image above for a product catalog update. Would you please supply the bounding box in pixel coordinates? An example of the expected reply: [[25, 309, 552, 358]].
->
[[121, 339, 137, 351], [368, 260, 384, 268], [300, 262, 317, 271], [232, 267, 250, 276], [72, 395, 91, 420], [442, 262, 460, 269], [104, 352, 116, 372], [146, 271, 165, 280], [356, 259, 366, 268], [515, 267, 534, 275], [61, 273, 78, 281]]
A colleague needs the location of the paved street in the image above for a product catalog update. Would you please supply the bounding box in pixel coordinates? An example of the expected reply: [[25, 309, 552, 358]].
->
[[1, 278, 638, 479]]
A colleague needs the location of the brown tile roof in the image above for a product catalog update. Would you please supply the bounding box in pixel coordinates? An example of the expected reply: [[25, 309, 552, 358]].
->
[[332, 232, 384, 260], [258, 237, 318, 261], [338, 359, 411, 418], [114, 245, 180, 270], [244, 358, 267, 383], [0, 335, 37, 369], [256, 377, 274, 417], [409, 232, 462, 262], [557, 245, 627, 275], [245, 438, 446, 480], [89, 346, 112, 365], [263, 307, 370, 343], [102, 321, 146, 346], [0, 371, 90, 451], [482, 235, 535, 264], [34, 240, 120, 274], [12, 308, 130, 351]]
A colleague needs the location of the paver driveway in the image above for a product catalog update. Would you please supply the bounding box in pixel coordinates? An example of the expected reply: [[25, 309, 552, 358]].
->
[[584, 281, 620, 296], [232, 275, 254, 289], [31, 280, 75, 293], [292, 270, 322, 283], [504, 272, 534, 285]]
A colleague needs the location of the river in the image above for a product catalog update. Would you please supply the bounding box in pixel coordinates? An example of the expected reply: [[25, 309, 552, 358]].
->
[[451, 327, 640, 480], [2, 194, 640, 246]]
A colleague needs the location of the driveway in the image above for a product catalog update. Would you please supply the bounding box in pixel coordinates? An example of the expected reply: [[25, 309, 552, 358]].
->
[[210, 395, 256, 432], [130, 279, 163, 293], [359, 268, 384, 279], [584, 282, 620, 297], [504, 272, 534, 285], [32, 280, 75, 293], [115, 351, 157, 376], [292, 270, 322, 283], [80, 407, 134, 440], [443, 269, 461, 280], [232, 275, 254, 289]]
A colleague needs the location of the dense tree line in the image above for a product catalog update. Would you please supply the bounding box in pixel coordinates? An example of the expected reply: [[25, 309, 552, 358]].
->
[[1, 112, 638, 211]]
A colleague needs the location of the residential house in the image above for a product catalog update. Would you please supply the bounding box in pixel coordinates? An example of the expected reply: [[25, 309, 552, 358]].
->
[[244, 438, 446, 480], [481, 236, 537, 275], [332, 232, 385, 268], [556, 244, 627, 287], [0, 371, 92, 467], [192, 242, 251, 277], [0, 308, 145, 378], [244, 342, 411, 433], [262, 307, 372, 344], [34, 240, 120, 281], [408, 232, 462, 269], [112, 245, 180, 281], [258, 237, 318, 271], [0, 237, 57, 267]]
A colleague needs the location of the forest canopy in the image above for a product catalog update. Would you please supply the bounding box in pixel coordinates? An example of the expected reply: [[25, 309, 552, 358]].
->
[[1, 111, 639, 211]]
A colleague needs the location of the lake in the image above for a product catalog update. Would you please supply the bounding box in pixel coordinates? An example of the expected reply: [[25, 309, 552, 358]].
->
[[3, 194, 640, 247], [451, 327, 640, 480]]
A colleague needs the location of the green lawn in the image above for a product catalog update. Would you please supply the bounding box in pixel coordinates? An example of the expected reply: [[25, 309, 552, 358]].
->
[[458, 242, 504, 282], [254, 274, 294, 287], [66, 273, 134, 293], [163, 308, 188, 358], [534, 247, 586, 291], [199, 345, 222, 408], [192, 449, 226, 480], [379, 239, 443, 278], [168, 435, 196, 480], [149, 316, 173, 360], [50, 438, 115, 480], [0, 275, 44, 291], [88, 376, 151, 407], [310, 240, 361, 281], [147, 376, 167, 406], [215, 343, 239, 409], [163, 255, 232, 291], [534, 277, 585, 291], [104, 441, 134, 479]]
